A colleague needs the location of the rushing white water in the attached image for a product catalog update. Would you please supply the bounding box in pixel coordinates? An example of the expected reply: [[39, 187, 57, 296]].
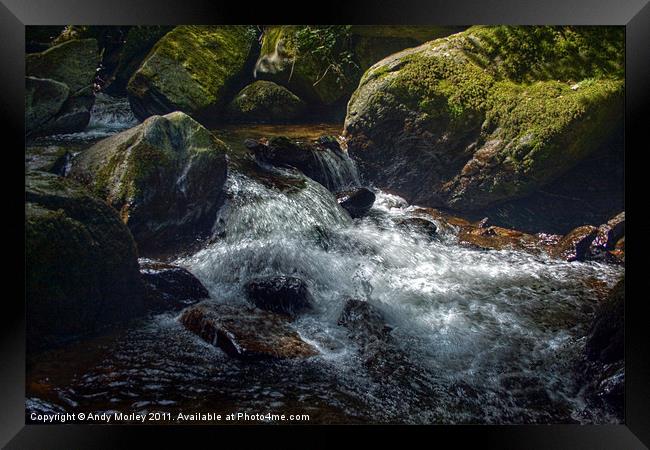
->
[[178, 166, 623, 424]]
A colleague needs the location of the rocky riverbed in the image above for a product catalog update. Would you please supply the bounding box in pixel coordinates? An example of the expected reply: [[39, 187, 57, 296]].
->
[[25, 25, 625, 424]]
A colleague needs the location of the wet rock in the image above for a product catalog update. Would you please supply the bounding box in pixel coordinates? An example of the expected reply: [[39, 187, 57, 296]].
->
[[140, 259, 209, 312], [336, 187, 376, 218], [550, 225, 599, 261], [458, 225, 556, 254], [179, 301, 318, 359], [26, 171, 144, 351], [593, 361, 624, 417], [344, 26, 624, 211], [226, 80, 307, 123], [247, 135, 357, 191], [69, 111, 228, 257], [589, 212, 625, 260], [127, 25, 257, 122], [25, 77, 70, 135], [395, 217, 438, 237], [586, 278, 624, 364], [245, 276, 313, 317]]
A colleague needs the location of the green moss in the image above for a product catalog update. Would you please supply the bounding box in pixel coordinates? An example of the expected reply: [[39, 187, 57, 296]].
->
[[128, 25, 256, 115], [460, 25, 624, 82], [486, 77, 623, 182]]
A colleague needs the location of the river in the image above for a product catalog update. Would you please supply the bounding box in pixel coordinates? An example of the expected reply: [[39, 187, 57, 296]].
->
[[26, 95, 624, 424]]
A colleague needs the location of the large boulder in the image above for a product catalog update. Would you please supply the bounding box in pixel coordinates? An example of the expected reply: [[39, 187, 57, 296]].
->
[[26, 171, 144, 351], [127, 25, 258, 122], [225, 80, 306, 122], [179, 302, 318, 359], [344, 26, 624, 212], [25, 38, 100, 136], [69, 111, 228, 256], [254, 26, 462, 109]]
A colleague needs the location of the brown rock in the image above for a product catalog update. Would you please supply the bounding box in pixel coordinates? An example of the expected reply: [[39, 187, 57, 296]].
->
[[179, 302, 318, 359], [550, 225, 599, 261]]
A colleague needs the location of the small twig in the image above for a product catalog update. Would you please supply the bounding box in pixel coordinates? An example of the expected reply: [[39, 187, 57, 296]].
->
[[288, 58, 296, 83], [313, 63, 334, 87]]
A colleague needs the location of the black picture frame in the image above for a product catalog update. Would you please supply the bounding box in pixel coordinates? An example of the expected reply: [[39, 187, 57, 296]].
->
[[2, 0, 648, 447]]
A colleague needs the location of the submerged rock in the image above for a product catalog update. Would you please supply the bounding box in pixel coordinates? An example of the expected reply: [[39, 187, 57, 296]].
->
[[245, 276, 314, 317], [338, 298, 392, 342], [336, 187, 376, 218], [247, 135, 358, 191], [226, 80, 306, 123], [127, 25, 257, 122], [70, 111, 228, 256], [179, 301, 318, 359], [344, 26, 624, 212], [550, 225, 599, 262], [140, 259, 209, 312], [395, 217, 438, 237], [26, 171, 144, 351]]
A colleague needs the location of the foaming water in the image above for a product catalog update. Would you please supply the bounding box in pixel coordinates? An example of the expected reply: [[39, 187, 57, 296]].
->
[[178, 171, 622, 423]]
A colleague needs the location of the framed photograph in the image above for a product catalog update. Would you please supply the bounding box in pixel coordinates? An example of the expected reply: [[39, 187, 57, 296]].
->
[[2, 0, 648, 447]]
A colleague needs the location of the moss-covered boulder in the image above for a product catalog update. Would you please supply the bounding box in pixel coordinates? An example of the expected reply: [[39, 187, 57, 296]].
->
[[254, 26, 462, 109], [69, 111, 228, 256], [127, 25, 258, 122], [26, 171, 144, 351], [25, 77, 70, 134], [225, 80, 306, 122], [344, 26, 624, 212]]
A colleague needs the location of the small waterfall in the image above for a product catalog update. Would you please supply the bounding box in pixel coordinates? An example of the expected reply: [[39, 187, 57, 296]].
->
[[311, 147, 360, 192]]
